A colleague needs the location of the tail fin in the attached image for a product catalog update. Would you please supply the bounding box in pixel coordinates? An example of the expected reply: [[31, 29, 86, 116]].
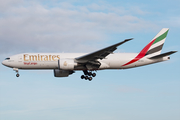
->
[[122, 28, 169, 66], [145, 28, 169, 58]]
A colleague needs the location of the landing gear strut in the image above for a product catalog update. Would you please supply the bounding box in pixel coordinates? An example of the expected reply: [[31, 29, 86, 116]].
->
[[81, 70, 96, 81], [13, 68, 20, 77]]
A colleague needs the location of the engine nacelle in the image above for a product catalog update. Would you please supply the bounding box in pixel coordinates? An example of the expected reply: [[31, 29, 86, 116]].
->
[[58, 59, 77, 70], [54, 69, 74, 77]]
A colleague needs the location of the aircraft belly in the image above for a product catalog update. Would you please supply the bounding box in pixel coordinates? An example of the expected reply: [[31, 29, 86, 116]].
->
[[121, 58, 167, 69]]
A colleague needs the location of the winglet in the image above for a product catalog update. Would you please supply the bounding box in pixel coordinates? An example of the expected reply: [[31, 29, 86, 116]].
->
[[113, 38, 133, 47], [125, 38, 134, 41]]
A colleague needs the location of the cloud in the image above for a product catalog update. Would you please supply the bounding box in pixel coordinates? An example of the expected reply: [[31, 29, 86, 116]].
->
[[161, 17, 180, 28], [0, 0, 23, 12], [0, 1, 159, 54]]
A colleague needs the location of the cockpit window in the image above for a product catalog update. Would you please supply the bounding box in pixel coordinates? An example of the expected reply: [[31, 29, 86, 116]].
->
[[5, 58, 10, 60]]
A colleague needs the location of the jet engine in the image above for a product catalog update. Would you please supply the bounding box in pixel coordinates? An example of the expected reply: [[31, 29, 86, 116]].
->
[[54, 69, 74, 77], [58, 59, 77, 70]]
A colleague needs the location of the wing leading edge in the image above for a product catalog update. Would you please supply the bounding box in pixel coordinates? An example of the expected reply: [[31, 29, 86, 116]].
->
[[75, 38, 133, 63]]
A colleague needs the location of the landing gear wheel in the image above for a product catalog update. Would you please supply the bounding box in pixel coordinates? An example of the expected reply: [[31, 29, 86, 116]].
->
[[13, 68, 19, 78], [89, 72, 92, 76], [92, 73, 96, 77], [16, 74, 20, 77], [88, 77, 92, 81], [81, 75, 85, 79], [81, 70, 96, 81], [85, 76, 88, 80]]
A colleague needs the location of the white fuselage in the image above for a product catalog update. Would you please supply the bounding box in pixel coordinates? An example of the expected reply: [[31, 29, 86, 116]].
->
[[2, 53, 169, 70], [1, 28, 175, 79]]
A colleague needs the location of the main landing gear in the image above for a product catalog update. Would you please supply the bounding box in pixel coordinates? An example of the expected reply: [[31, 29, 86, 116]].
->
[[81, 70, 96, 81], [13, 68, 20, 77]]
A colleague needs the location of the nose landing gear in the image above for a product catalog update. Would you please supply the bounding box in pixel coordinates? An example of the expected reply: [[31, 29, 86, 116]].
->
[[13, 68, 20, 77], [81, 70, 96, 81], [16, 73, 20, 77]]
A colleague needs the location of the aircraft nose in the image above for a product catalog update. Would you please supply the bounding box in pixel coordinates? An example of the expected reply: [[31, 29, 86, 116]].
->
[[2, 60, 7, 66]]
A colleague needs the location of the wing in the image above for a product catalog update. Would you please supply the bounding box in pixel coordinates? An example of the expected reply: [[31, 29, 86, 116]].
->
[[75, 38, 133, 63]]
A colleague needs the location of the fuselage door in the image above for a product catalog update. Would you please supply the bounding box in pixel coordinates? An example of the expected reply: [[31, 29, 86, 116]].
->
[[18, 55, 23, 62]]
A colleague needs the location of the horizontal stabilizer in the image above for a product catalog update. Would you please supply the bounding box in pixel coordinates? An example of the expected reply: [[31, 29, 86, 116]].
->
[[149, 51, 177, 59]]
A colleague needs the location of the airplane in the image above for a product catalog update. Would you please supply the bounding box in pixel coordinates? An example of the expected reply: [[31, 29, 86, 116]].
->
[[2, 28, 177, 81]]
